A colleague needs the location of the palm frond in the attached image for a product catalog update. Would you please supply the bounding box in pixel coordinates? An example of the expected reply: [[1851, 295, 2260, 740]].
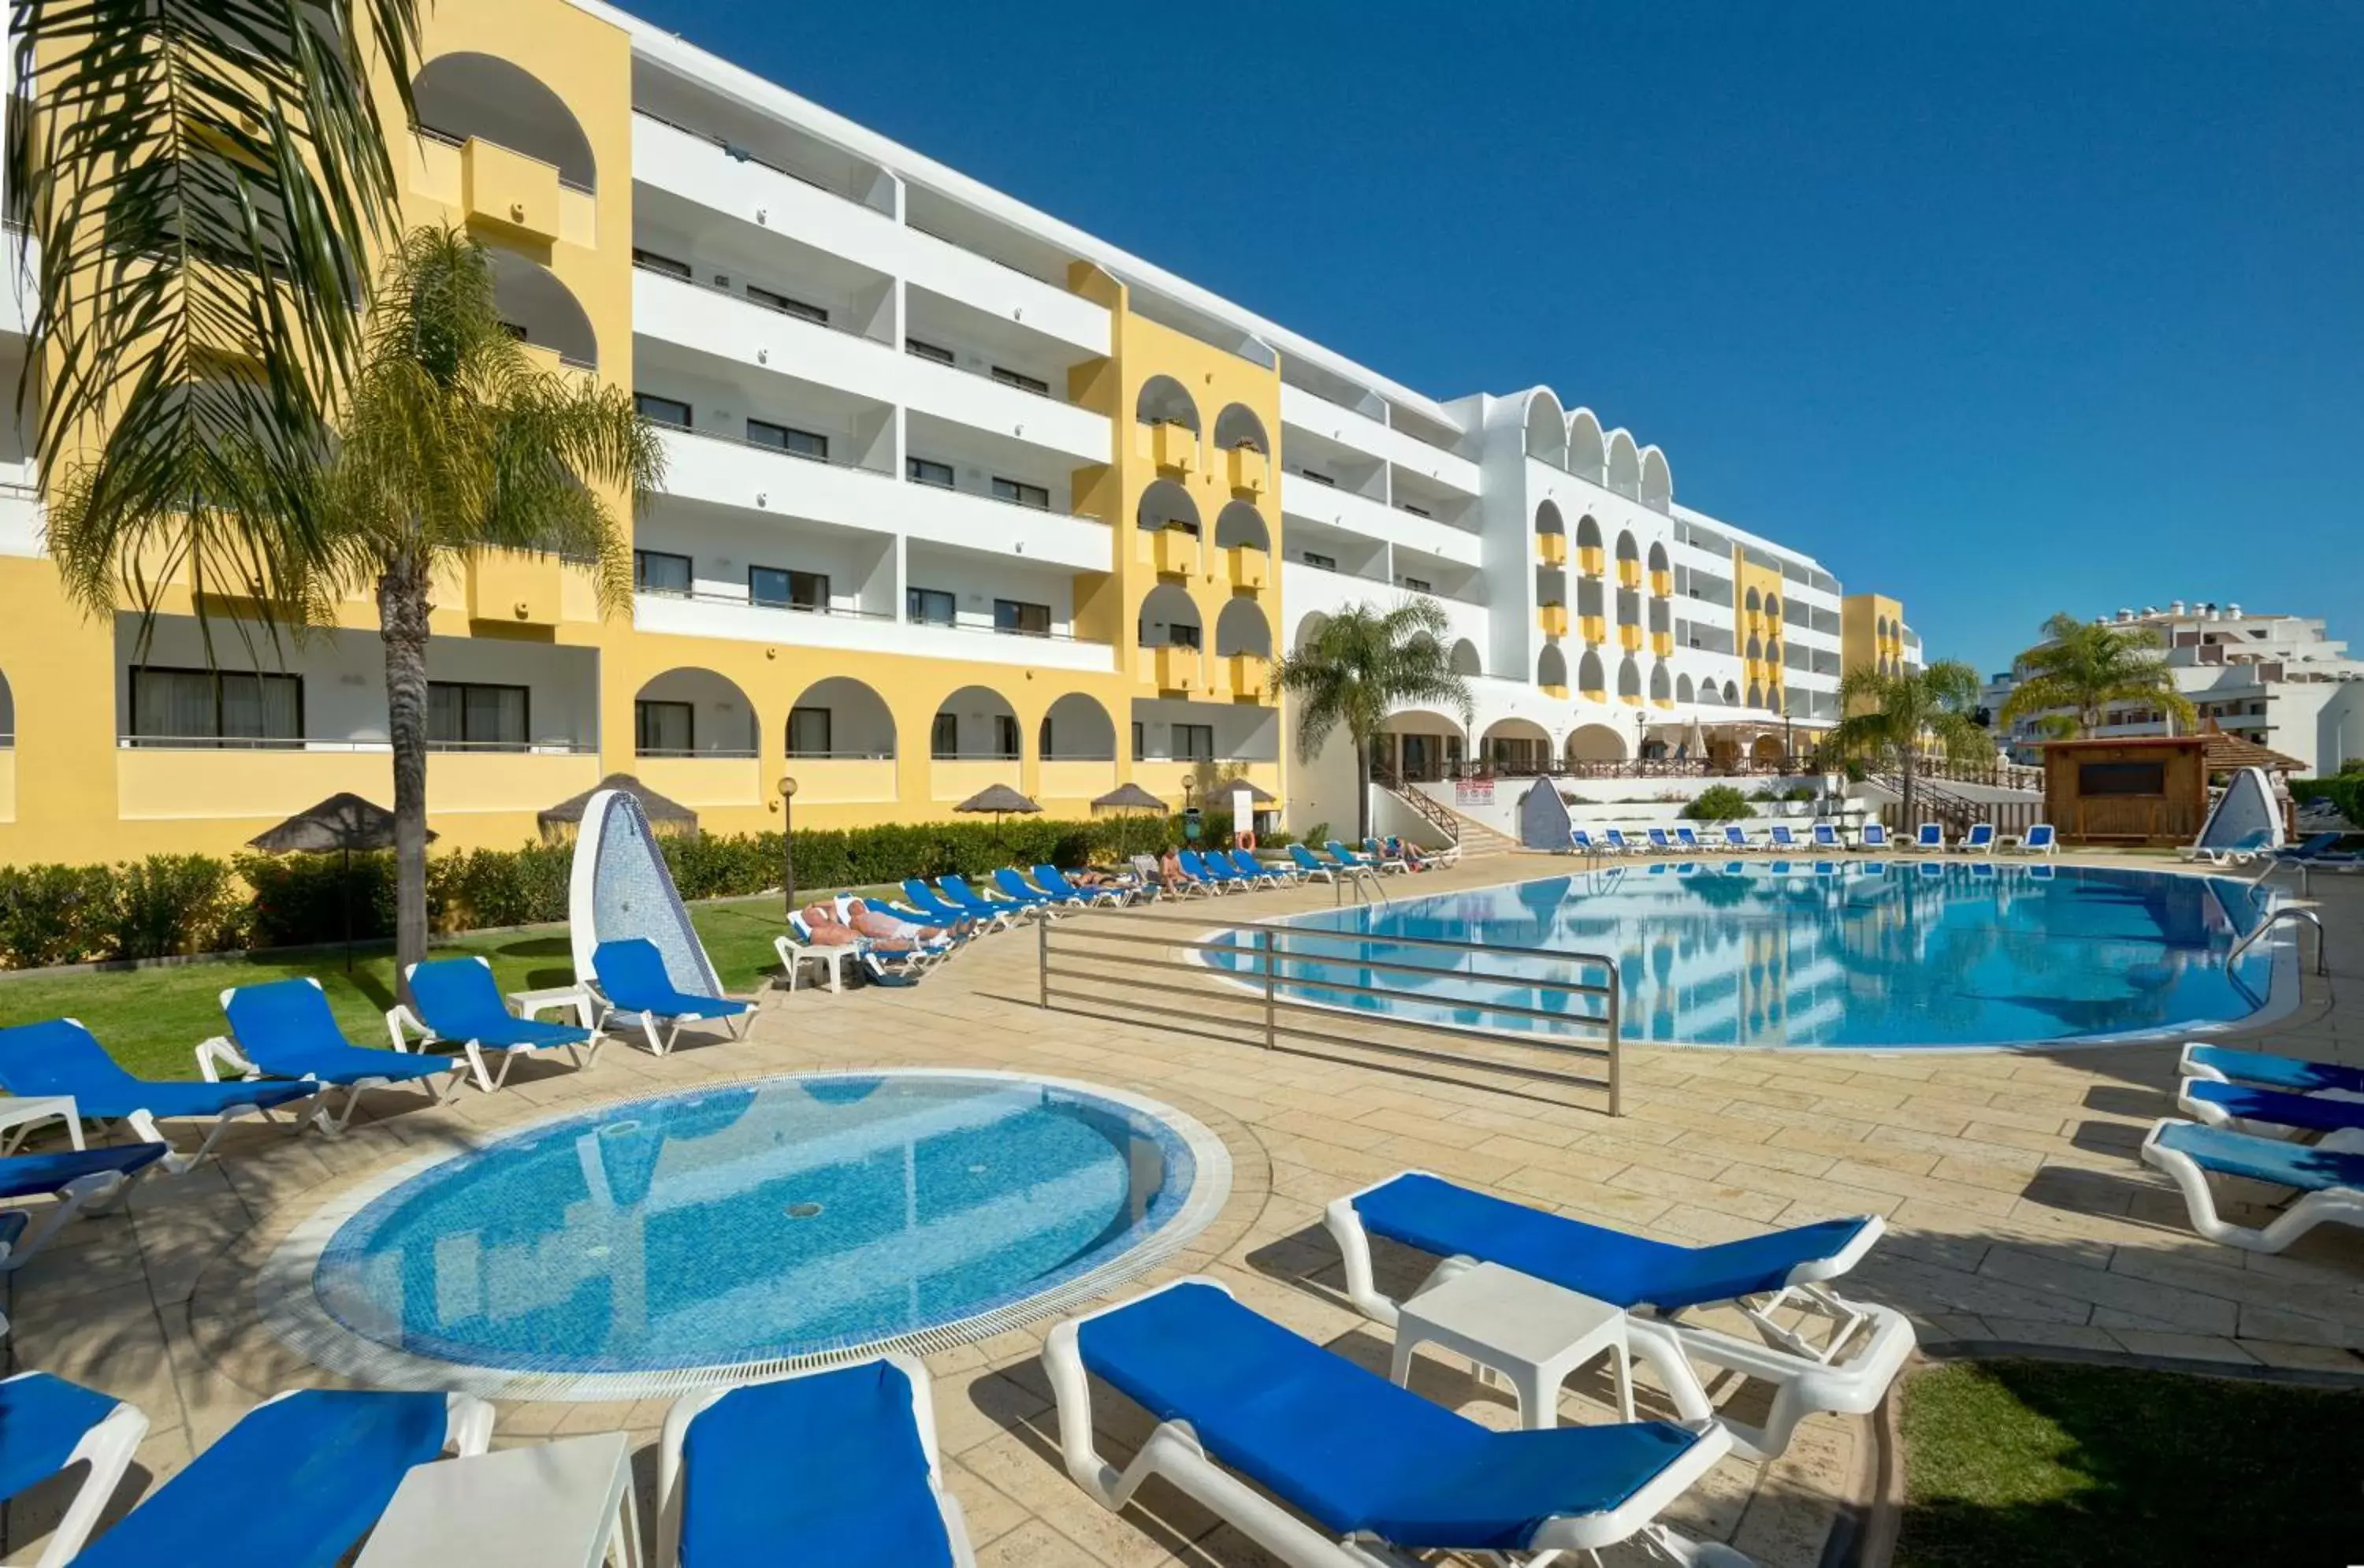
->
[[1276, 597, 1474, 764]]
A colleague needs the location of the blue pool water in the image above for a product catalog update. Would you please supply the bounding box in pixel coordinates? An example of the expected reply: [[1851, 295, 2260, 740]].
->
[[1205, 861, 2278, 1049], [313, 1073, 1199, 1375]]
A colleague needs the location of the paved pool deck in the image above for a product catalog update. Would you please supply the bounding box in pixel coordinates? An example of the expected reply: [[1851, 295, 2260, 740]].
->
[[4, 849, 2359, 1566]]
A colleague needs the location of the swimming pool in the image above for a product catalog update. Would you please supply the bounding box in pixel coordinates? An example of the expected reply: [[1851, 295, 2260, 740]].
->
[[263, 1071, 1228, 1398], [1203, 861, 2282, 1049]]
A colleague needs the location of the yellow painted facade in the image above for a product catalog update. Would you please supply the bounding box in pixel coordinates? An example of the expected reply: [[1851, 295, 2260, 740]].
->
[[1841, 592, 1908, 678], [0, 0, 1292, 865], [1731, 553, 1789, 714]]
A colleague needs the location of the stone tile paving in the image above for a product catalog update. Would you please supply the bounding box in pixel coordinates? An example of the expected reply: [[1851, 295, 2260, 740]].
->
[[4, 850, 2359, 1564]]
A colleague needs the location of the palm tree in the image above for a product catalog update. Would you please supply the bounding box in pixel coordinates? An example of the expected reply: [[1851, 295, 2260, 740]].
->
[[1818, 659, 1989, 828], [1277, 600, 1473, 842], [15, 1, 419, 631], [1999, 612, 2195, 737], [310, 227, 661, 980]]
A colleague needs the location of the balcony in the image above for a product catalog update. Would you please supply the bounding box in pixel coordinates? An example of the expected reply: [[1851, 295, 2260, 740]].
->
[[1226, 654, 1271, 701], [466, 550, 567, 626], [462, 137, 560, 244], [1652, 630, 1674, 658], [1277, 384, 1481, 496], [1139, 526, 1200, 579], [781, 756, 898, 804], [1619, 624, 1643, 653], [1280, 478, 1481, 568], [1618, 559, 1642, 591], [113, 745, 600, 823], [0, 747, 14, 824], [1039, 759, 1118, 801], [1540, 682, 1569, 700], [1580, 614, 1607, 645], [1142, 645, 1202, 693], [1226, 544, 1269, 591], [1226, 446, 1269, 499], [1650, 570, 1672, 598], [1537, 604, 1569, 639], [1578, 545, 1605, 578], [1537, 533, 1567, 567], [1143, 421, 1197, 477], [930, 757, 1022, 803], [633, 754, 762, 808]]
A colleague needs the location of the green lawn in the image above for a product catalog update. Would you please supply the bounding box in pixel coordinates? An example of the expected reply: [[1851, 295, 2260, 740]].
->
[[1897, 1358, 2364, 1567], [0, 897, 798, 1081]]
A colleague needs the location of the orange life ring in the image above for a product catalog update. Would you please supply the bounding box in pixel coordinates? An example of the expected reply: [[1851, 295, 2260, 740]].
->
[[1236, 829, 1258, 852]]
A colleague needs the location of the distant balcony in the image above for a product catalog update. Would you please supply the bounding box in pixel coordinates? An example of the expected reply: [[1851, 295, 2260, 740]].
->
[[1537, 604, 1568, 639], [1540, 682, 1569, 700], [113, 743, 600, 823], [1652, 630, 1674, 658], [1139, 526, 1199, 578], [1618, 559, 1642, 590], [1537, 533, 1567, 567], [466, 550, 570, 626], [781, 756, 898, 804], [1130, 758, 1281, 806], [1039, 758, 1118, 801], [1578, 545, 1605, 577], [1141, 645, 1202, 693], [461, 136, 560, 243], [1226, 545, 1269, 591], [1650, 570, 1672, 598], [1226, 654, 1271, 701], [1226, 446, 1269, 499], [1581, 614, 1607, 645], [930, 757, 1020, 802], [634, 753, 762, 808], [1143, 421, 1197, 477]]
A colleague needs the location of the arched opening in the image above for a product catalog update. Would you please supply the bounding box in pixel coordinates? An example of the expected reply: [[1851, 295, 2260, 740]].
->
[[1617, 656, 1643, 701], [1210, 403, 1268, 454], [1606, 429, 1641, 498], [1292, 611, 1330, 652], [0, 667, 13, 745], [1576, 648, 1607, 694], [785, 675, 894, 758], [1649, 662, 1672, 703], [1139, 582, 1203, 650], [1523, 389, 1567, 466], [1039, 692, 1116, 760], [1448, 638, 1482, 678], [1615, 530, 1639, 568], [634, 668, 756, 757], [1565, 723, 1626, 763], [1212, 500, 1269, 552], [1723, 680, 1739, 704], [1697, 680, 1723, 708], [1766, 636, 1782, 667], [1574, 514, 1604, 565], [1765, 593, 1782, 622], [1745, 586, 1762, 615], [1136, 477, 1201, 537], [1646, 541, 1670, 581], [1537, 644, 1568, 689], [1639, 446, 1673, 511], [1746, 635, 1764, 662], [1676, 673, 1696, 703], [1746, 682, 1764, 709], [1214, 597, 1273, 657], [1135, 374, 1200, 431], [1381, 708, 1468, 783], [1567, 408, 1607, 482], [933, 685, 1020, 760], [488, 249, 598, 370], [1535, 498, 1565, 543], [1479, 715, 1552, 774], [1753, 734, 1786, 764], [414, 53, 597, 189]]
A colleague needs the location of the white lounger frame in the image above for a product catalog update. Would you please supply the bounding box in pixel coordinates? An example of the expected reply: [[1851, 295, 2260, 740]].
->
[[204, 978, 466, 1135], [589, 990, 751, 1057], [0, 1103, 153, 1274], [654, 1353, 974, 1568], [0, 1372, 150, 1568], [2139, 1118, 2364, 1254], [1, 1025, 311, 1174], [1045, 1277, 1746, 1568], [384, 960, 605, 1094], [1324, 1170, 1914, 1462]]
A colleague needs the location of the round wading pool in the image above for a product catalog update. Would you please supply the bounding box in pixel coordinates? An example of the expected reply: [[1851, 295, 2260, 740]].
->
[[260, 1071, 1229, 1399]]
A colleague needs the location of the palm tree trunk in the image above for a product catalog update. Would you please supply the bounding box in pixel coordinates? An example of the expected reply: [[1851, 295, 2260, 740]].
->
[[1900, 749, 1916, 834], [378, 548, 433, 996], [1354, 731, 1372, 843]]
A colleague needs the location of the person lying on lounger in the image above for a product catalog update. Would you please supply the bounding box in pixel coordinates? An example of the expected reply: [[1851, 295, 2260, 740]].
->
[[841, 897, 963, 944], [802, 902, 917, 954], [1382, 835, 1430, 871]]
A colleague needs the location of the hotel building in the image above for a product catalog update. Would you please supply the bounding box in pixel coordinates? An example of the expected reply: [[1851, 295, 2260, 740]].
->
[[0, 0, 1919, 864]]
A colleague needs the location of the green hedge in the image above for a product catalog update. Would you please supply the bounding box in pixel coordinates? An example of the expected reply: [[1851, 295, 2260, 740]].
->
[[0, 811, 1275, 970], [1681, 785, 1753, 823]]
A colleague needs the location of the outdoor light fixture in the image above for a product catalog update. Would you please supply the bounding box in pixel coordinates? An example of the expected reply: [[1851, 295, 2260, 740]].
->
[[778, 775, 800, 912]]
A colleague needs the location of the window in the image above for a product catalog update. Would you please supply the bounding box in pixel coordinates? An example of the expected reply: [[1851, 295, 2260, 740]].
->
[[1132, 722, 1146, 760], [745, 284, 826, 325], [1174, 724, 1214, 762], [907, 457, 954, 489], [991, 366, 1050, 396], [905, 337, 954, 365], [991, 477, 1050, 510], [751, 567, 829, 611], [427, 682, 528, 750], [1400, 576, 1433, 593], [1296, 468, 1336, 488], [631, 247, 691, 280], [931, 711, 959, 759], [1301, 550, 1337, 570], [634, 550, 692, 595], [906, 587, 957, 626], [635, 700, 694, 755], [787, 706, 832, 757], [634, 392, 692, 429], [746, 420, 828, 461], [1165, 622, 1202, 648], [993, 714, 1021, 758], [994, 599, 1051, 637], [128, 667, 302, 746]]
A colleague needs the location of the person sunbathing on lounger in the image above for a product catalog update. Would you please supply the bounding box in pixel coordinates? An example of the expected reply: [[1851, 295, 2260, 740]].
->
[[802, 902, 916, 954], [842, 897, 961, 944]]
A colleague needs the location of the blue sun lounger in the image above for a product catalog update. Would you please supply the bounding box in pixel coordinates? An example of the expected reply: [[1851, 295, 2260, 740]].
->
[[1286, 842, 1337, 883], [67, 1388, 492, 1568], [1957, 823, 1997, 853], [590, 938, 752, 1057], [2178, 1078, 2364, 1140], [1044, 1278, 1739, 1567], [1767, 823, 1801, 851], [1647, 827, 1678, 853], [1904, 823, 1944, 852], [1226, 848, 1288, 886], [1572, 827, 1615, 856], [657, 1357, 975, 1568], [0, 1371, 149, 1567], [210, 978, 466, 1134], [1033, 864, 1128, 906], [0, 1018, 315, 1169], [1325, 1171, 1913, 1461], [2141, 1119, 2364, 1254], [1860, 822, 1891, 851], [1178, 849, 1246, 891], [991, 867, 1070, 912], [2180, 1042, 2364, 1097], [1721, 825, 1755, 852], [1674, 826, 1704, 853], [937, 874, 1036, 923], [901, 879, 1002, 933], [387, 956, 602, 1093], [1, 1143, 171, 1273], [1811, 823, 1842, 850]]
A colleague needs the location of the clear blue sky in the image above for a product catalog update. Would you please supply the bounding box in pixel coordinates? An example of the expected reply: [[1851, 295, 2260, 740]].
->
[[624, 1, 2364, 677]]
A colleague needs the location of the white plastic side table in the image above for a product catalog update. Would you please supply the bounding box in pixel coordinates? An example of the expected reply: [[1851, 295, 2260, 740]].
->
[[509, 984, 598, 1030], [355, 1431, 641, 1568], [1389, 1261, 1634, 1429]]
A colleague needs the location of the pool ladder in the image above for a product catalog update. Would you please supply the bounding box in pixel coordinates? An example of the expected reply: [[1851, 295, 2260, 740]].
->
[[1333, 865, 1391, 907], [2228, 906, 2328, 976]]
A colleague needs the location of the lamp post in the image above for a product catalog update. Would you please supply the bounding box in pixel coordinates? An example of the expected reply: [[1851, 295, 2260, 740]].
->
[[777, 775, 799, 914]]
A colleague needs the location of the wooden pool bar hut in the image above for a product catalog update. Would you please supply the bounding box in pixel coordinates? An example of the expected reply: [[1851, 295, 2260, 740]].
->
[[2040, 731, 2305, 845]]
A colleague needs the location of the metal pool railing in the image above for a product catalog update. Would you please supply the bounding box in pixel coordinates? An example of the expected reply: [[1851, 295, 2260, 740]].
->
[[1035, 911, 1625, 1113]]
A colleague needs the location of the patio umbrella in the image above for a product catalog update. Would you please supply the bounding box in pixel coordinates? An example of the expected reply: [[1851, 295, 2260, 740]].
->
[[953, 783, 1042, 819], [537, 773, 700, 842], [247, 793, 434, 969], [1092, 782, 1168, 860]]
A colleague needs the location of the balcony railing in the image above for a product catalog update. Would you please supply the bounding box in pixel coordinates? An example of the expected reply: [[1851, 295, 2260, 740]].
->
[[636, 748, 760, 760], [634, 258, 884, 346], [633, 108, 868, 209], [117, 735, 597, 753], [902, 341, 1067, 403], [637, 582, 898, 621], [418, 123, 594, 195], [785, 749, 896, 760]]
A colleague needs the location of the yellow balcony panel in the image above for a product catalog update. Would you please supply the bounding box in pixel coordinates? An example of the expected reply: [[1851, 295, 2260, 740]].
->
[[1652, 698, 1674, 710], [1225, 445, 1268, 498], [1540, 684, 1569, 700], [116, 746, 598, 822], [929, 758, 1021, 804], [557, 184, 597, 249], [1537, 604, 1569, 638], [1150, 645, 1202, 693], [1039, 758, 1118, 801], [1137, 526, 1199, 578], [466, 549, 563, 626], [634, 754, 761, 809], [1578, 546, 1605, 577], [1619, 623, 1643, 653], [462, 137, 561, 245], [1149, 421, 1196, 476], [1227, 654, 1271, 700], [1622, 693, 1645, 707], [1651, 632, 1674, 658], [1579, 615, 1607, 645], [0, 749, 14, 823], [1226, 544, 1269, 591], [1618, 560, 1642, 589], [1580, 687, 1608, 703], [1537, 533, 1568, 566], [1649, 570, 1672, 598], [781, 757, 898, 805], [413, 135, 463, 206]]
